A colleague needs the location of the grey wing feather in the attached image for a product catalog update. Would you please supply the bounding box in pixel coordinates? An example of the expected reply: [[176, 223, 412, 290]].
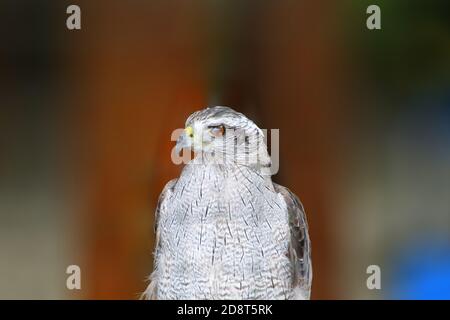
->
[[142, 178, 177, 300], [273, 183, 312, 299]]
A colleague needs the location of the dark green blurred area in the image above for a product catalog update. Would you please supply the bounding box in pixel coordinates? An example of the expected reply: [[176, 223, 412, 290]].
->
[[346, 0, 450, 97]]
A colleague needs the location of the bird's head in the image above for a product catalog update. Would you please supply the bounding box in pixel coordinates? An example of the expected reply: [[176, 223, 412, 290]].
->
[[176, 106, 271, 171]]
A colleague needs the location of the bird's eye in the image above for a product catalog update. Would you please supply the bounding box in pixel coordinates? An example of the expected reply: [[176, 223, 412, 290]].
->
[[208, 125, 225, 137]]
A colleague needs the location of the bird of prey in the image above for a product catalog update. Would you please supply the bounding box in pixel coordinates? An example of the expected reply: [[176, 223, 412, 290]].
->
[[143, 106, 312, 300]]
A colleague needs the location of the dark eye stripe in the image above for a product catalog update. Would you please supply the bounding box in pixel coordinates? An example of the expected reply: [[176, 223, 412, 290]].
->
[[207, 124, 224, 129], [207, 124, 238, 131]]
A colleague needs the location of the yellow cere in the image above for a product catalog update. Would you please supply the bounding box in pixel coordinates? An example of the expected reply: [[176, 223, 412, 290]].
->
[[185, 126, 194, 137]]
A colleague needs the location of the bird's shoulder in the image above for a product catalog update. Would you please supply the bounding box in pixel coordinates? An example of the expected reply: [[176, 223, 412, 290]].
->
[[273, 183, 312, 299], [154, 179, 177, 232]]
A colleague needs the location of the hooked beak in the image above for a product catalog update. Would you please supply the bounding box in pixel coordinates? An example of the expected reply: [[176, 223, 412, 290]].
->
[[175, 126, 194, 154]]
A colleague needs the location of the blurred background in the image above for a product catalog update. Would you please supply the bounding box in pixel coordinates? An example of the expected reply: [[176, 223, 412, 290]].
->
[[0, 0, 449, 299]]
